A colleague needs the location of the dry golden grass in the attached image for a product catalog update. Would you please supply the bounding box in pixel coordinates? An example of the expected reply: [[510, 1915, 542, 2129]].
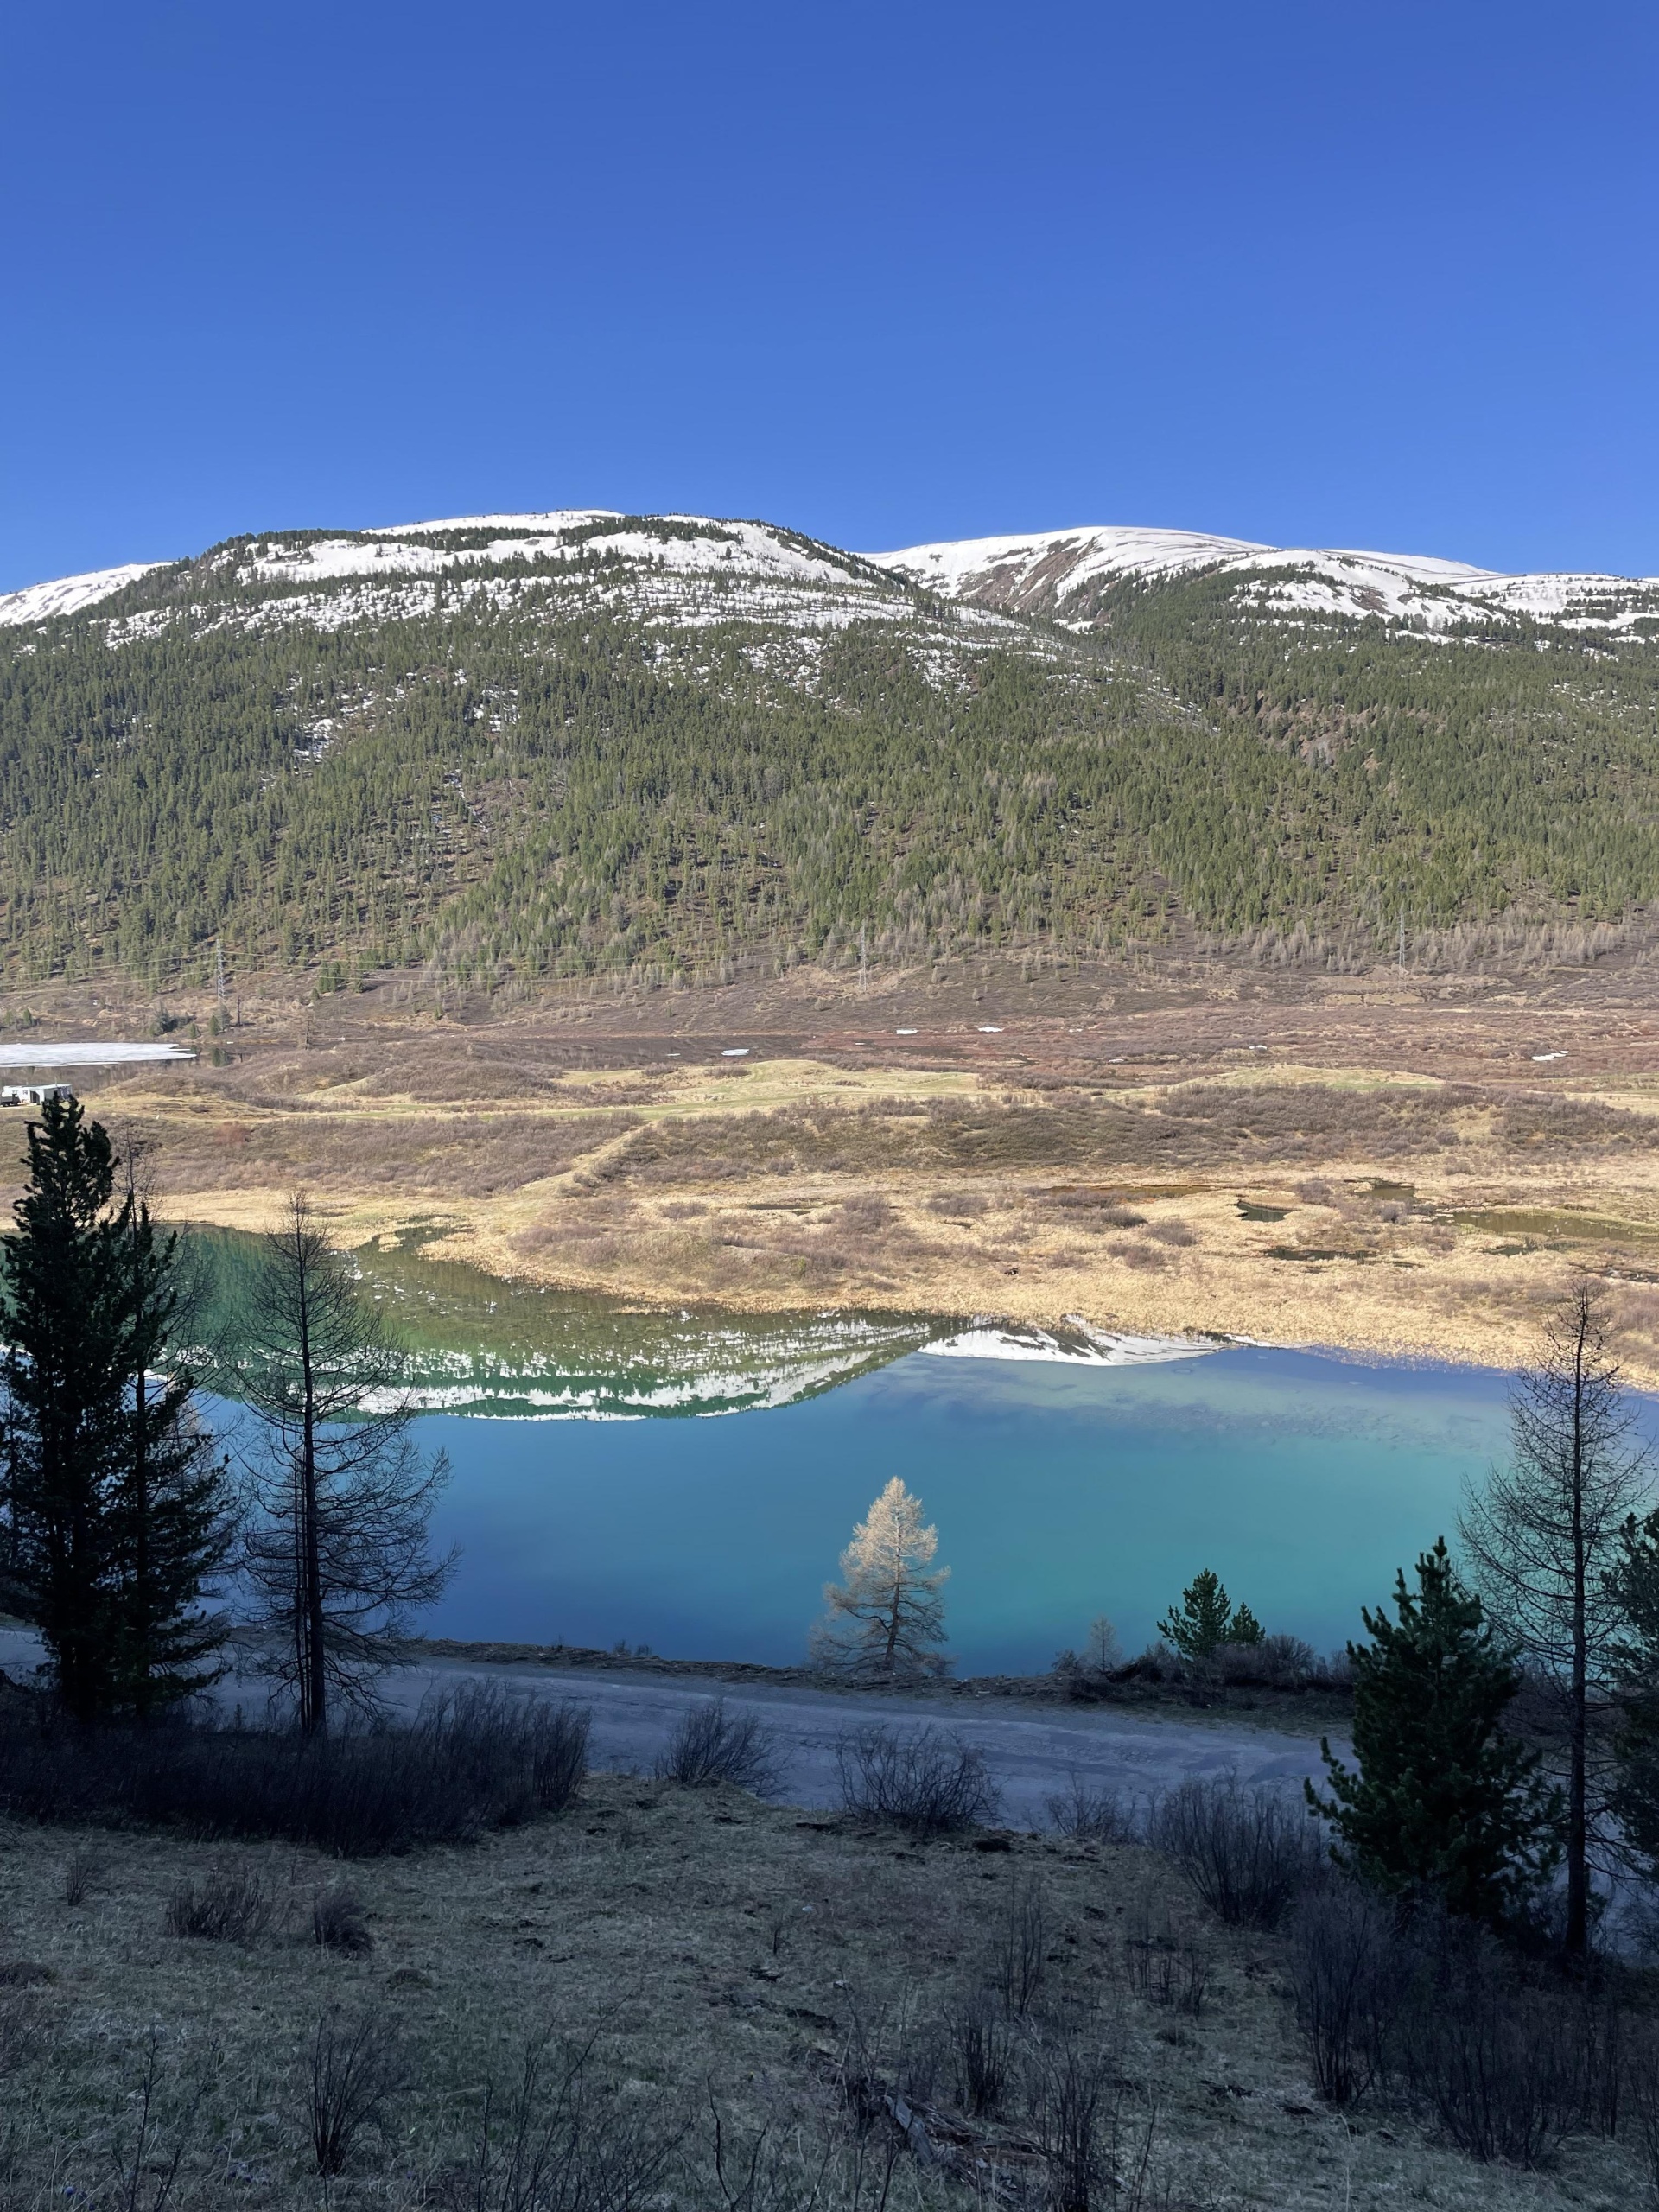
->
[[0, 1777, 1642, 2210], [17, 984, 1659, 1380]]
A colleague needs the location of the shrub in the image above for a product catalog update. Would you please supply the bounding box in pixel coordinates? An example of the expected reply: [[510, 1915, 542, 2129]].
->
[[1288, 1878, 1406, 2106], [446, 2031, 680, 2212], [1045, 1777, 1138, 1843], [654, 1700, 783, 1796], [1148, 1777, 1324, 1929], [0, 1685, 589, 1855], [995, 1875, 1047, 2016], [835, 1726, 1001, 1836], [1392, 1917, 1592, 2167], [61, 1847, 102, 1906], [166, 1863, 272, 1942], [309, 2007, 408, 2177], [1123, 1911, 1211, 2018], [1021, 2006, 1127, 2212], [314, 1881, 373, 1956], [948, 1986, 1014, 2118]]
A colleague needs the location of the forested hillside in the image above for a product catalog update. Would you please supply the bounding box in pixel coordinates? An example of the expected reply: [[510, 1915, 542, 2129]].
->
[[2, 510, 1657, 995]]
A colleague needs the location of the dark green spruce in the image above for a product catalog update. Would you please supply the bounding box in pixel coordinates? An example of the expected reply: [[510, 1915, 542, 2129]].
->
[[1159, 1567, 1263, 1659], [1307, 1538, 1559, 1924], [0, 1098, 229, 1720]]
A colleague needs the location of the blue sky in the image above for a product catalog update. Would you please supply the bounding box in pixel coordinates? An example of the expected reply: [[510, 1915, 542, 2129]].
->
[[3, 2, 1656, 591]]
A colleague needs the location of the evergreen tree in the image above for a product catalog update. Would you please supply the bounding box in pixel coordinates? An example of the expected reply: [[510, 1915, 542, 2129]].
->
[[0, 1097, 126, 1719], [106, 1156, 232, 1717], [1600, 1504, 1659, 1883], [1308, 1539, 1560, 1925], [1159, 1568, 1263, 1659], [238, 1194, 455, 1734], [0, 1103, 232, 1722], [810, 1476, 950, 1683]]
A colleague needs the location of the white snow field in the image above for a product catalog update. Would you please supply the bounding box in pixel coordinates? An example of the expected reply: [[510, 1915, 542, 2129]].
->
[[0, 562, 166, 627], [0, 1042, 194, 1066], [865, 523, 1659, 634]]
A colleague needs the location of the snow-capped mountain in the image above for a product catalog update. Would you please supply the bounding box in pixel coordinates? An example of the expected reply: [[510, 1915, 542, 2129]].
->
[[10, 512, 1657, 644], [0, 512, 1004, 647], [865, 524, 1659, 636]]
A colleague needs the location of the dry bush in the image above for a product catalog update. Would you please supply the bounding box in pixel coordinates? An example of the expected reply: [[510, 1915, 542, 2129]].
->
[[1108, 1241, 1166, 1271], [1146, 1219, 1196, 1247], [836, 1194, 893, 1235], [658, 1199, 707, 1220], [946, 1985, 1015, 2118], [835, 1726, 1001, 1837], [1392, 1918, 1594, 2168], [995, 1875, 1047, 2017], [0, 1685, 588, 1854], [926, 1190, 987, 1219], [1288, 1878, 1405, 2106], [166, 1863, 272, 1943], [313, 1881, 373, 1956], [61, 1847, 103, 1907], [309, 2006, 409, 2177], [1123, 1909, 1211, 2018], [654, 1700, 784, 1797], [1021, 2004, 1129, 2212], [439, 2031, 681, 2212], [1148, 1777, 1324, 1930], [1045, 1778, 1138, 1844]]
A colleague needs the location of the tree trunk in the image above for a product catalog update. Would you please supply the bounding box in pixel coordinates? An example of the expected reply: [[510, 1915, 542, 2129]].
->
[[130, 1357, 151, 1719], [1567, 1306, 1589, 1959], [296, 1262, 327, 1738]]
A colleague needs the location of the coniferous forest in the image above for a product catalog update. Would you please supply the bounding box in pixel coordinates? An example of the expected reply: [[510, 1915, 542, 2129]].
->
[[1, 518, 1657, 995]]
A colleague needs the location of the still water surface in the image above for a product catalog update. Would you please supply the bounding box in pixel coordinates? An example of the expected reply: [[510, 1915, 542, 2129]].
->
[[191, 1234, 1659, 1676], [412, 1342, 1590, 1674]]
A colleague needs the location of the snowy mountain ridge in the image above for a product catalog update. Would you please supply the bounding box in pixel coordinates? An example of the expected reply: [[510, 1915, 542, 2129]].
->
[[865, 524, 1659, 635], [6, 512, 1659, 641]]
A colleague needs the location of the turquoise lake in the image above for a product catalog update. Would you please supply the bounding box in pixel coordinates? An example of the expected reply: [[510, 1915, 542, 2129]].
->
[[404, 1342, 1642, 1674], [186, 1235, 1659, 1676]]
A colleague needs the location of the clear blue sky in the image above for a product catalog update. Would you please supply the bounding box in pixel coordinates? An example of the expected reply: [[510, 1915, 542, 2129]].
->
[[3, 2, 1656, 592]]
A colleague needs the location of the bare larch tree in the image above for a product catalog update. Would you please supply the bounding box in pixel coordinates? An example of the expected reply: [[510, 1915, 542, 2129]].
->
[[1460, 1277, 1651, 1955], [238, 1194, 455, 1734]]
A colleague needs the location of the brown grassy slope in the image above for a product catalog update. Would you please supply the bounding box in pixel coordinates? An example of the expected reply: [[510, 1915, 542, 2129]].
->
[[0, 1779, 1641, 2210], [15, 959, 1659, 1373]]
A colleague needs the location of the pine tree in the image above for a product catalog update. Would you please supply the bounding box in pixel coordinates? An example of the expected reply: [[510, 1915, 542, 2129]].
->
[[238, 1194, 455, 1734], [810, 1476, 950, 1684], [0, 1103, 231, 1722], [1600, 1505, 1659, 1882], [1159, 1568, 1263, 1659], [1308, 1539, 1560, 1925], [0, 1097, 126, 1719], [106, 1157, 232, 1717]]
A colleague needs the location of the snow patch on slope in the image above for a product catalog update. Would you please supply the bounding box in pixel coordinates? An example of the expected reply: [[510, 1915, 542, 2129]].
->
[[0, 563, 168, 628], [238, 513, 869, 593], [867, 526, 1659, 636]]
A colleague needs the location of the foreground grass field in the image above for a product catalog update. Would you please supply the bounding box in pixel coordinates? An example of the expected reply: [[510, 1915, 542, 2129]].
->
[[0, 1771, 1645, 2211]]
